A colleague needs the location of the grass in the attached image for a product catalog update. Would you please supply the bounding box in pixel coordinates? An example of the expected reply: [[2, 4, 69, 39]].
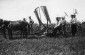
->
[[0, 35, 85, 55]]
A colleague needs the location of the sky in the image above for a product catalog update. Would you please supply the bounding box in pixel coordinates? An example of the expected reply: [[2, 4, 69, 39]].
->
[[0, 0, 85, 23]]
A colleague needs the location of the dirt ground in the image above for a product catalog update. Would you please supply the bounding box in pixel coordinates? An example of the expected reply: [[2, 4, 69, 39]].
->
[[0, 35, 85, 55]]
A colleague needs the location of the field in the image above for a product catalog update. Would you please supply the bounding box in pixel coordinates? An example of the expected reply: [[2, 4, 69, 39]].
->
[[0, 35, 85, 55], [0, 23, 85, 55]]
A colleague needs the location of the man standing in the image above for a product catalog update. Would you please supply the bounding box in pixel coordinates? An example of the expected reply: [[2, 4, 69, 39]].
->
[[70, 14, 77, 36], [61, 17, 66, 36], [29, 16, 34, 34]]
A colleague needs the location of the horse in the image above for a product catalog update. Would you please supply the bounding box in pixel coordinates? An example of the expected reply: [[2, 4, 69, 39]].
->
[[0, 19, 10, 39], [7, 20, 30, 39]]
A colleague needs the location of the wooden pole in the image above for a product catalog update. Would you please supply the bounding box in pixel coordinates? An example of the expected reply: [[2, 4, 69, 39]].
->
[[47, 18, 48, 33]]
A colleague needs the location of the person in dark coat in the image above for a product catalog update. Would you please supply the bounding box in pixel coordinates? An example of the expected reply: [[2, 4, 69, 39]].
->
[[70, 14, 77, 36], [29, 16, 34, 34]]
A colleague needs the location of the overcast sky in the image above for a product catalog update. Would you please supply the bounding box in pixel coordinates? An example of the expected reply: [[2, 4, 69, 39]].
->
[[0, 0, 85, 23]]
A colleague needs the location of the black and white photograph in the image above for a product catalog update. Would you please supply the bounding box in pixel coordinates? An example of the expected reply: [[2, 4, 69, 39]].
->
[[0, 0, 85, 55]]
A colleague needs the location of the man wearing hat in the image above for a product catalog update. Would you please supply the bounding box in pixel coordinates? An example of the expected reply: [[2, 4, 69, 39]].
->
[[29, 16, 34, 34], [70, 14, 77, 36], [23, 18, 27, 22], [52, 17, 62, 36]]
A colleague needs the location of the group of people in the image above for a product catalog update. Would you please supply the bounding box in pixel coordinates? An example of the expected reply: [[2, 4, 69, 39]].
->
[[52, 14, 78, 37], [23, 16, 34, 34], [0, 14, 78, 40], [27, 14, 78, 37], [52, 16, 66, 36]]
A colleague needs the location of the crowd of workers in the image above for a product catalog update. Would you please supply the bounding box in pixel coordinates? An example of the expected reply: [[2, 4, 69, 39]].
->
[[24, 14, 78, 37], [52, 14, 77, 37]]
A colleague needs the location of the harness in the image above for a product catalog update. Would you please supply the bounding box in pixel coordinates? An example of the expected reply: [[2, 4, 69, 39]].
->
[[0, 20, 5, 29]]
